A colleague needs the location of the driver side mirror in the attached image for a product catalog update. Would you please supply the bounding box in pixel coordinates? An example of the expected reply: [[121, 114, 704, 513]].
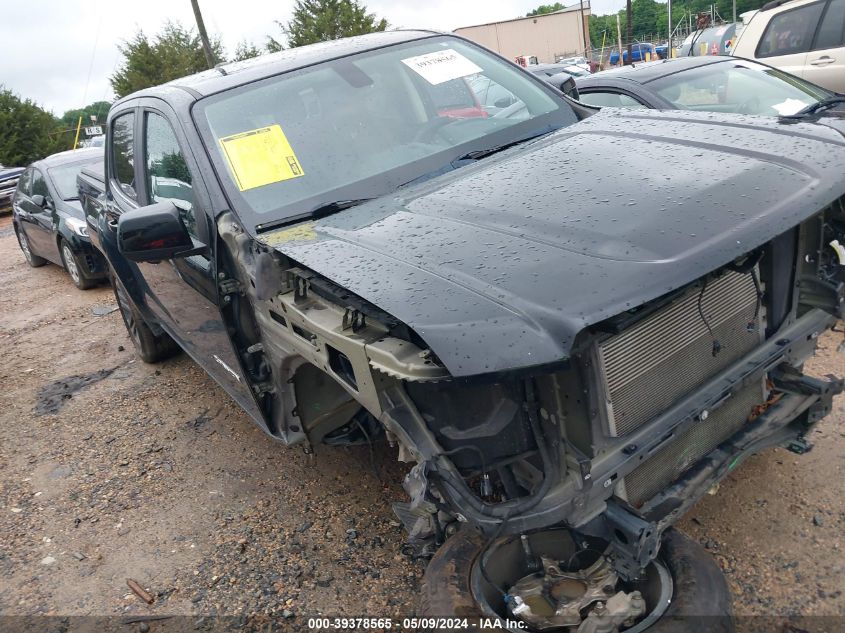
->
[[118, 200, 206, 263], [546, 74, 580, 100]]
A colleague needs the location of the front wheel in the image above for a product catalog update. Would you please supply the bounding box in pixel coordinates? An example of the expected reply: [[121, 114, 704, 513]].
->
[[17, 228, 47, 267], [111, 271, 180, 363], [60, 239, 96, 290], [419, 527, 733, 633]]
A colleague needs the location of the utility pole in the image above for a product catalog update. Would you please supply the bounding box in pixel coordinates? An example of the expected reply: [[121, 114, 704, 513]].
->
[[625, 0, 633, 65], [733, 0, 737, 23], [667, 0, 673, 55], [190, 0, 216, 69], [579, 0, 590, 59], [616, 13, 624, 66]]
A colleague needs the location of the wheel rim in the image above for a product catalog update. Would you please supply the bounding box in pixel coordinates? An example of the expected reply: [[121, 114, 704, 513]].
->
[[114, 279, 142, 349], [18, 232, 32, 264], [62, 243, 81, 285], [470, 528, 674, 632]]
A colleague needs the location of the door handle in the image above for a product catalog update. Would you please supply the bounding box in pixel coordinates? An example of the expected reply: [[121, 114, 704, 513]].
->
[[810, 56, 835, 66]]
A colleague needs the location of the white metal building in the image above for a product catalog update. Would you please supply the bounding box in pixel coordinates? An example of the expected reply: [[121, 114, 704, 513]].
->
[[454, 3, 592, 64]]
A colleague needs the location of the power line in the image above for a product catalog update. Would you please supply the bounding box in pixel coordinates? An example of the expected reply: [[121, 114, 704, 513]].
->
[[80, 6, 105, 108]]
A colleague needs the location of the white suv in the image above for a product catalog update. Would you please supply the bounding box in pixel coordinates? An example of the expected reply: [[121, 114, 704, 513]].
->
[[732, 0, 845, 93]]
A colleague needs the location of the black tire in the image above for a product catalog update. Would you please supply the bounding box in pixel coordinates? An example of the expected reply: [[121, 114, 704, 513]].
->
[[419, 527, 733, 633], [654, 529, 733, 633], [16, 228, 47, 268], [111, 271, 180, 363], [60, 238, 96, 290]]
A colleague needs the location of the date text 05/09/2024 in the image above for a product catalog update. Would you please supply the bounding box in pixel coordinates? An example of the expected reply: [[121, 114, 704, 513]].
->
[[306, 617, 529, 630]]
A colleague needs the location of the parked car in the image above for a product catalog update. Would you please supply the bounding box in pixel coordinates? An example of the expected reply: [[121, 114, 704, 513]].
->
[[12, 147, 108, 289], [556, 55, 592, 73], [575, 55, 843, 118], [528, 62, 589, 78], [731, 0, 845, 93], [83, 30, 845, 631], [609, 42, 657, 65], [0, 165, 24, 213], [79, 135, 105, 148]]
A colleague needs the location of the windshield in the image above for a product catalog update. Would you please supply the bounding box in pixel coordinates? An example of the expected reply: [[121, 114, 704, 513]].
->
[[48, 158, 101, 200], [195, 36, 577, 229], [649, 59, 832, 115]]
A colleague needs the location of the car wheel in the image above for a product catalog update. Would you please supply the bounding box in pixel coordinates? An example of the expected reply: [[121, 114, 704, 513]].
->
[[16, 228, 47, 268], [60, 239, 96, 290], [419, 527, 733, 633], [110, 271, 180, 363]]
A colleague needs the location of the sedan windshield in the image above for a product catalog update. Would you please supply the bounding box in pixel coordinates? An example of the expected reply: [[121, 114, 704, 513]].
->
[[48, 158, 101, 200], [195, 36, 577, 229], [649, 59, 832, 116]]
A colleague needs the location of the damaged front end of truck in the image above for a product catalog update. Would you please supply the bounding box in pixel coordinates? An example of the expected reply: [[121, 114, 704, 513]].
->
[[212, 176, 845, 628]]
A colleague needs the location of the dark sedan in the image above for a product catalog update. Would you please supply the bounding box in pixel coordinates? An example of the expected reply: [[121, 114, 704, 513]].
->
[[576, 56, 841, 117], [12, 147, 108, 289]]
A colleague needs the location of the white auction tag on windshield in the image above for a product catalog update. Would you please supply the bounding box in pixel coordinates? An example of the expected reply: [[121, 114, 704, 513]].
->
[[401, 49, 482, 85], [771, 98, 810, 115]]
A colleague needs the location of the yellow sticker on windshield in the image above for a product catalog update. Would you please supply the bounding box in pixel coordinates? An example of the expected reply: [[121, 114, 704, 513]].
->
[[219, 124, 304, 191]]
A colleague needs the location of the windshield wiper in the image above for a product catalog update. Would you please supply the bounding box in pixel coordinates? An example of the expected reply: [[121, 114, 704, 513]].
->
[[255, 198, 374, 234], [783, 96, 845, 118], [452, 130, 555, 163]]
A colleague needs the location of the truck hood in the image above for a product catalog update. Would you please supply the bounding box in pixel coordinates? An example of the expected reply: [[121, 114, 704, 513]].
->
[[262, 109, 845, 377]]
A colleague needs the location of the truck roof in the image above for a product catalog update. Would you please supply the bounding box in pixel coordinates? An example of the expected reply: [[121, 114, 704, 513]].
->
[[115, 30, 440, 106]]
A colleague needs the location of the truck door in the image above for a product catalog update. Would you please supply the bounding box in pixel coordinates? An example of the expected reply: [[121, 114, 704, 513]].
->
[[102, 101, 269, 432], [139, 102, 269, 429]]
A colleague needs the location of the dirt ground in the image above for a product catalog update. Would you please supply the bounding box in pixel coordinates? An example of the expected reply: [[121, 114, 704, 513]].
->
[[1, 212, 844, 630]]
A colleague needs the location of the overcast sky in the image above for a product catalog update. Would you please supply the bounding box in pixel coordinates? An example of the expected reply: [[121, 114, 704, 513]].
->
[[0, 0, 629, 117]]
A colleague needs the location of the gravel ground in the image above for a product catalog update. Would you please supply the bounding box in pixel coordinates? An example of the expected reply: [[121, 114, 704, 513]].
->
[[0, 213, 843, 631]]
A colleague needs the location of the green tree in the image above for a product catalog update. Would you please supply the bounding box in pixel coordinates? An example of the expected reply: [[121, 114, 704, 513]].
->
[[0, 88, 63, 166], [154, 151, 191, 184], [233, 40, 263, 61], [59, 101, 112, 129], [526, 3, 566, 17], [268, 0, 388, 51], [53, 100, 112, 149], [589, 0, 773, 49], [111, 22, 225, 98]]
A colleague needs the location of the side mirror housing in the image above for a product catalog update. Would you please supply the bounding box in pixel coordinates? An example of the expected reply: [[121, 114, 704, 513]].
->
[[31, 194, 48, 208], [545, 73, 580, 101], [117, 200, 205, 262]]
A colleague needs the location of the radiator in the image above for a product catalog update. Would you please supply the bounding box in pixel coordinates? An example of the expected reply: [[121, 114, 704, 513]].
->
[[617, 382, 764, 507], [597, 270, 763, 437], [593, 269, 766, 508]]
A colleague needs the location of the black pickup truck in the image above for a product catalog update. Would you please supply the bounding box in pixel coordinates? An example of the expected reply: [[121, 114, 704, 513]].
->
[[76, 30, 845, 632]]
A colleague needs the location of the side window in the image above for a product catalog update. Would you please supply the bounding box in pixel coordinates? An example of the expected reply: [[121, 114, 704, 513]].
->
[[756, 2, 826, 57], [814, 0, 845, 49], [111, 112, 136, 201], [579, 91, 647, 108], [16, 168, 32, 196], [144, 111, 196, 237], [31, 169, 49, 198]]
